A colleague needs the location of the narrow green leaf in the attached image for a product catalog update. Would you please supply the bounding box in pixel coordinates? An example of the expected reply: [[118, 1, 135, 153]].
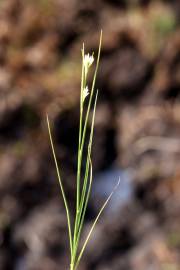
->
[[46, 115, 73, 256], [75, 177, 121, 270]]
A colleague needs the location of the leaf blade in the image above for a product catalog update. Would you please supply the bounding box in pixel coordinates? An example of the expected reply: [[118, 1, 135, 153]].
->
[[75, 177, 121, 270], [46, 115, 73, 256]]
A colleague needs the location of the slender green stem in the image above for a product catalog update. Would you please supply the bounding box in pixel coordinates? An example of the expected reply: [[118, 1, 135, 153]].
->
[[77, 44, 85, 210], [73, 89, 98, 257], [72, 150, 92, 260], [76, 90, 98, 231], [80, 31, 102, 157], [73, 45, 86, 257]]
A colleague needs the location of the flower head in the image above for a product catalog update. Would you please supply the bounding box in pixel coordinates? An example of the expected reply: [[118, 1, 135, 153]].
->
[[84, 53, 94, 66], [82, 86, 89, 102], [83, 53, 94, 76]]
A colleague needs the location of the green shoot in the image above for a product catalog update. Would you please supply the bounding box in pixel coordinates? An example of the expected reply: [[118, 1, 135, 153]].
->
[[47, 31, 120, 270]]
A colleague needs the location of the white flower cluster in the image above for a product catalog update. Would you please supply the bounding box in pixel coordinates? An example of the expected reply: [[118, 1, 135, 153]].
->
[[83, 53, 94, 76]]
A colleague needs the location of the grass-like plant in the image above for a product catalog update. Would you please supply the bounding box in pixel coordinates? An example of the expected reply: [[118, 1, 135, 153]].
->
[[47, 32, 120, 270]]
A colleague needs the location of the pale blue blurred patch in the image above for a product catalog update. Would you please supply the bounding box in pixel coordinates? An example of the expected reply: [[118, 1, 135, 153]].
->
[[92, 168, 134, 214]]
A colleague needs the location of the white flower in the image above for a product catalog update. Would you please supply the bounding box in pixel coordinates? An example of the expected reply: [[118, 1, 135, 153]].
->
[[84, 53, 94, 66], [82, 86, 89, 102], [83, 53, 94, 76]]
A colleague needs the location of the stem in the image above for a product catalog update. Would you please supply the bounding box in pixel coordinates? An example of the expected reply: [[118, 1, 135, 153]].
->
[[70, 262, 74, 270]]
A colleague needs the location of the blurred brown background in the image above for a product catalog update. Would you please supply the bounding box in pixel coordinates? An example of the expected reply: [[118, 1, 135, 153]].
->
[[0, 0, 180, 269]]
